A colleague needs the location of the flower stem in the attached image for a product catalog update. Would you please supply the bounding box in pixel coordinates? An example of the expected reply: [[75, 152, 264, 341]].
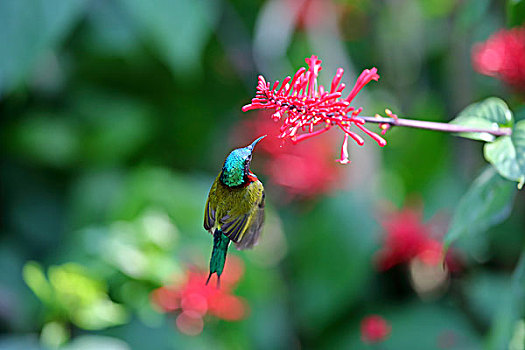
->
[[359, 116, 512, 137]]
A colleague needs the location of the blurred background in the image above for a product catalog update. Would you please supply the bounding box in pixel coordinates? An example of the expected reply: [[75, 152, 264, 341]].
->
[[1, 0, 524, 349]]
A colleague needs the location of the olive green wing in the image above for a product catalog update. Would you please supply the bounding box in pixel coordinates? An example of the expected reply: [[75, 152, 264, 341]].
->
[[204, 179, 218, 232], [221, 213, 250, 243], [204, 197, 216, 232], [236, 190, 265, 250], [220, 180, 264, 246]]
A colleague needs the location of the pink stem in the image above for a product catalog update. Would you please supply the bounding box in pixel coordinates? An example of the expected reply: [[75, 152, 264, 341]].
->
[[358, 116, 512, 136]]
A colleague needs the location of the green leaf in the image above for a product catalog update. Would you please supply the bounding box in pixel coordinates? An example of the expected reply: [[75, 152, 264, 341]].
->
[[22, 261, 53, 305], [509, 320, 525, 350], [444, 167, 516, 249], [457, 0, 491, 31], [120, 0, 218, 77], [25, 262, 129, 331], [507, 0, 525, 27], [486, 250, 525, 350], [74, 92, 156, 165], [40, 321, 69, 349], [62, 336, 131, 350], [484, 120, 525, 188], [463, 272, 512, 327], [84, 1, 140, 55], [0, 0, 86, 93], [47, 263, 129, 330], [7, 113, 80, 167], [289, 193, 377, 335], [450, 97, 513, 142], [329, 301, 482, 349]]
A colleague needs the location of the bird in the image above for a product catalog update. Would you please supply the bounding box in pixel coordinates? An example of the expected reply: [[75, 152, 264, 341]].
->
[[204, 135, 266, 287]]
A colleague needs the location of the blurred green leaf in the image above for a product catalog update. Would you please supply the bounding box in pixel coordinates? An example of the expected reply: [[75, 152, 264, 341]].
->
[[112, 168, 209, 237], [0, 0, 86, 93], [118, 280, 163, 326], [73, 299, 129, 331], [484, 120, 525, 188], [85, 0, 139, 55], [40, 321, 69, 349], [418, 0, 456, 18], [48, 263, 106, 305], [62, 335, 131, 350], [74, 92, 156, 165], [463, 272, 511, 327], [444, 167, 516, 249], [102, 317, 184, 350], [486, 251, 525, 350], [507, 0, 525, 27], [80, 210, 180, 284], [241, 292, 294, 350], [382, 92, 449, 192], [329, 301, 481, 349], [49, 264, 129, 330], [120, 0, 218, 77], [69, 170, 125, 229], [24, 262, 129, 330], [7, 179, 66, 251], [515, 105, 525, 122], [381, 303, 481, 349], [8, 114, 80, 167], [288, 193, 377, 335], [457, 0, 491, 31], [509, 320, 525, 350], [23, 262, 53, 305], [450, 98, 513, 142], [0, 242, 36, 330]]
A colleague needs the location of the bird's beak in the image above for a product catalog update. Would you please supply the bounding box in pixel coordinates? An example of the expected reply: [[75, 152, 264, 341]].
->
[[247, 135, 267, 150]]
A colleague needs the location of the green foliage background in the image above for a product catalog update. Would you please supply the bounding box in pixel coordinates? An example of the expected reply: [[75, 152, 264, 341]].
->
[[0, 0, 524, 349]]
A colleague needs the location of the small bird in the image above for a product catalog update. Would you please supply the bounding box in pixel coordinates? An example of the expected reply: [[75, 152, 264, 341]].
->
[[204, 136, 266, 286]]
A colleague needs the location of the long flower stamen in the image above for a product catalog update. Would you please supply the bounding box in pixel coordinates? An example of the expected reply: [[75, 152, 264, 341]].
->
[[242, 55, 386, 163]]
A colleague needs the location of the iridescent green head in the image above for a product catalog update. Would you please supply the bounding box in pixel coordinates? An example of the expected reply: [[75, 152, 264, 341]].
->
[[220, 135, 266, 187]]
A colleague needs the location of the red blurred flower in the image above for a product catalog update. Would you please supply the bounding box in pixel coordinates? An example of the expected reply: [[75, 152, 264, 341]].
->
[[233, 115, 343, 199], [242, 55, 386, 164], [288, 0, 319, 30], [151, 256, 247, 335], [472, 26, 525, 91], [361, 315, 391, 343], [375, 206, 454, 271]]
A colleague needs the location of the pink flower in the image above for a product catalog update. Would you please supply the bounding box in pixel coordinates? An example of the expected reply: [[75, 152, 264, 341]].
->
[[472, 26, 525, 91], [151, 256, 247, 335], [361, 315, 391, 343], [375, 206, 456, 271], [232, 115, 343, 199], [242, 55, 386, 164]]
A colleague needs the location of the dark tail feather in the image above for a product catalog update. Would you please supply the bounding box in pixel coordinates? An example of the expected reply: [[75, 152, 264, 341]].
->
[[206, 229, 230, 288], [205, 271, 221, 289]]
